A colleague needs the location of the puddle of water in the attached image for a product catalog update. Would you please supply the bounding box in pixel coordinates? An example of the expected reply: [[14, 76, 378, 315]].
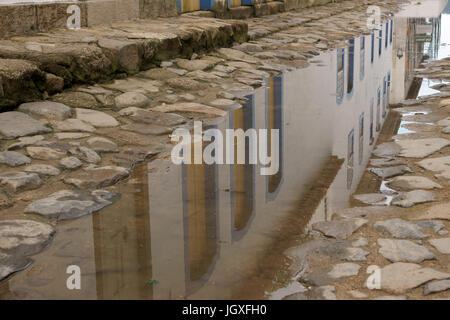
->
[[2, 0, 448, 301]]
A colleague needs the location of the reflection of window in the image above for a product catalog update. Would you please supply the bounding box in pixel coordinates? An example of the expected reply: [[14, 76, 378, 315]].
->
[[336, 48, 344, 103], [266, 76, 284, 200], [385, 22, 389, 48], [390, 20, 393, 44], [387, 72, 391, 107], [371, 31, 375, 63], [382, 76, 387, 118], [347, 130, 354, 190], [370, 98, 374, 144], [347, 39, 354, 94], [359, 113, 364, 165], [360, 37, 365, 79], [379, 26, 382, 56], [376, 88, 381, 131]]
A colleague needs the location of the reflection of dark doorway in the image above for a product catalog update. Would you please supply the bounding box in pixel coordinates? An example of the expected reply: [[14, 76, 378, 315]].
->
[[347, 129, 354, 190], [266, 76, 284, 200], [347, 39, 355, 95], [181, 126, 219, 290], [230, 94, 256, 240]]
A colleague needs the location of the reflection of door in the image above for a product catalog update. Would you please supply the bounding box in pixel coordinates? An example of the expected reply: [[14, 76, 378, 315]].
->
[[347, 130, 354, 190], [347, 39, 355, 94], [359, 113, 364, 165], [360, 37, 365, 79], [336, 48, 344, 103], [230, 94, 255, 239], [382, 76, 387, 118], [370, 98, 374, 145], [376, 88, 381, 132], [266, 75, 284, 200]]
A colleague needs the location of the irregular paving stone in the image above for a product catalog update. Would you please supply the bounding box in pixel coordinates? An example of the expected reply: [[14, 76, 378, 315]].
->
[[24, 164, 60, 176], [374, 218, 427, 239], [388, 176, 442, 191], [316, 242, 370, 262], [334, 206, 399, 219], [18, 101, 71, 121], [0, 219, 54, 256], [118, 107, 186, 126], [121, 123, 172, 135], [347, 290, 368, 299], [102, 77, 160, 94], [0, 252, 31, 281], [26, 147, 66, 160], [413, 220, 445, 233], [208, 99, 242, 111], [153, 102, 227, 117], [86, 137, 118, 153], [63, 166, 130, 189], [437, 116, 450, 126], [140, 68, 178, 80], [78, 146, 101, 164], [51, 91, 99, 109], [217, 48, 260, 63], [370, 158, 406, 167], [353, 193, 388, 206], [52, 119, 96, 133], [0, 151, 31, 167], [396, 138, 450, 158], [424, 280, 450, 295], [372, 142, 400, 158], [417, 156, 450, 180], [59, 157, 82, 170], [309, 286, 337, 300], [25, 189, 118, 220], [98, 38, 139, 72], [7, 135, 45, 150], [413, 202, 450, 221], [312, 218, 367, 240], [352, 237, 369, 247], [377, 239, 435, 263], [176, 59, 215, 71], [76, 108, 119, 128], [328, 263, 361, 279], [114, 92, 150, 108], [391, 190, 436, 208], [166, 77, 207, 90], [0, 172, 42, 193], [376, 262, 450, 294], [369, 165, 412, 179], [55, 132, 91, 140], [0, 112, 52, 138], [428, 238, 450, 254]]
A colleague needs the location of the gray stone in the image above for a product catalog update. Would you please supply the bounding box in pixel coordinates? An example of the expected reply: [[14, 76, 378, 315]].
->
[[310, 286, 337, 300], [347, 290, 368, 299], [441, 126, 450, 134], [396, 138, 450, 158], [208, 99, 242, 111], [176, 59, 215, 71], [98, 38, 139, 72], [388, 176, 442, 191], [377, 262, 450, 294], [118, 107, 186, 126], [0, 219, 54, 256], [26, 146, 66, 160], [78, 146, 101, 164], [18, 101, 71, 121], [114, 92, 150, 108], [369, 165, 412, 179], [24, 164, 60, 176], [0, 151, 31, 167], [121, 123, 171, 136], [25, 189, 117, 220], [86, 137, 118, 153], [63, 166, 130, 189], [53, 119, 96, 133], [417, 156, 450, 180], [0, 172, 42, 193], [141, 68, 178, 80], [352, 237, 369, 247], [60, 157, 82, 170], [428, 238, 450, 254], [391, 190, 436, 208], [312, 218, 367, 240], [374, 218, 427, 239], [166, 77, 207, 90], [7, 135, 45, 150], [51, 91, 99, 109], [412, 202, 450, 221], [377, 239, 435, 263], [424, 280, 450, 295], [353, 193, 388, 205], [76, 108, 119, 128], [153, 102, 227, 117], [0, 112, 52, 138], [55, 132, 91, 140], [372, 142, 400, 158], [0, 253, 31, 282], [217, 48, 259, 63], [328, 263, 361, 279], [370, 158, 405, 167], [414, 220, 445, 233]]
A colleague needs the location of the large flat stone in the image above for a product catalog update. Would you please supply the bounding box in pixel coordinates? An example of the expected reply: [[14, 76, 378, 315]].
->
[[396, 138, 450, 158], [76, 108, 119, 128], [417, 156, 450, 180], [52, 119, 96, 133], [153, 102, 228, 117], [24, 164, 60, 176], [0, 151, 31, 167], [0, 253, 31, 282], [63, 166, 130, 189], [26, 146, 66, 160], [114, 92, 150, 108], [353, 193, 388, 205], [18, 101, 71, 121], [377, 239, 435, 263], [0, 219, 54, 256], [413, 202, 450, 221], [424, 280, 450, 295], [176, 59, 215, 71], [25, 189, 117, 220], [429, 238, 450, 254], [391, 190, 436, 208], [0, 112, 52, 138], [121, 123, 171, 136], [374, 218, 427, 239], [118, 107, 186, 126], [372, 142, 400, 158], [388, 176, 442, 191], [312, 218, 367, 240], [369, 165, 412, 179], [86, 137, 118, 153], [0, 172, 42, 193], [376, 262, 450, 294]]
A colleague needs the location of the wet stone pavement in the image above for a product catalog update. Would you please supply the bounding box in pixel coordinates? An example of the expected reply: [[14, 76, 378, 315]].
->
[[1, 0, 450, 300]]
